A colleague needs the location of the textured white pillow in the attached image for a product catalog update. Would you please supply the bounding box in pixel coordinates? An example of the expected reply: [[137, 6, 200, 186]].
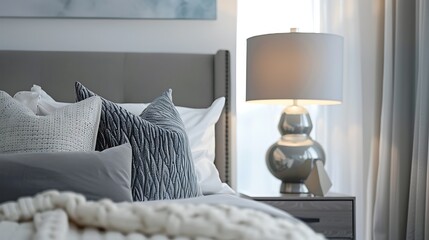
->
[[1, 91, 102, 153], [14, 85, 235, 195]]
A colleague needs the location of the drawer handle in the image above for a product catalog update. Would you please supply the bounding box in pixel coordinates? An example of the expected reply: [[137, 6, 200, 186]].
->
[[297, 217, 320, 223]]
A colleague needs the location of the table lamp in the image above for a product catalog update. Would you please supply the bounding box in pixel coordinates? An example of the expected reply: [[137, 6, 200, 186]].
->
[[246, 30, 343, 194]]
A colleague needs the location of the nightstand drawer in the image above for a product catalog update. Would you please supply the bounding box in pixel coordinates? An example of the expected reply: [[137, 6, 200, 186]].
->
[[260, 199, 354, 239]]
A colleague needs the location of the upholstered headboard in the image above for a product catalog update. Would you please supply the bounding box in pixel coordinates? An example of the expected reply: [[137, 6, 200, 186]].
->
[[0, 50, 232, 185]]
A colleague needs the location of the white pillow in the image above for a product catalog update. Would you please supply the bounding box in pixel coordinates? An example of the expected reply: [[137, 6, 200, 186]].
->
[[14, 85, 235, 195], [1, 91, 102, 153]]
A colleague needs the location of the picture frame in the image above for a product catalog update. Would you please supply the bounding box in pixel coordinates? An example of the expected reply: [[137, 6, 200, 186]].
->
[[0, 0, 216, 19]]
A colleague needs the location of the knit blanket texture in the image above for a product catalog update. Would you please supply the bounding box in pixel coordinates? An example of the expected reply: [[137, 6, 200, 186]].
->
[[0, 191, 325, 240]]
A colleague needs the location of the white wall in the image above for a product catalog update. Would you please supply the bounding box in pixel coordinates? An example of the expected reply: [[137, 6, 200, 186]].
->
[[0, 0, 238, 188]]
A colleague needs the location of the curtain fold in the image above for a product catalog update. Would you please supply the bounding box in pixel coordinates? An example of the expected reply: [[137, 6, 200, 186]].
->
[[406, 0, 429, 238], [373, 0, 416, 239], [321, 0, 428, 239]]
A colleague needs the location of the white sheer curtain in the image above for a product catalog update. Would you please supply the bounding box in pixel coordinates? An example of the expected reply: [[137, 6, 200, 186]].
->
[[317, 1, 369, 239], [317, 0, 381, 239], [321, 0, 429, 239]]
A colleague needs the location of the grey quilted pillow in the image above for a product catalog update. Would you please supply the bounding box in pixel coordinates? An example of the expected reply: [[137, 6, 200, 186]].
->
[[0, 91, 101, 153], [75, 82, 202, 201]]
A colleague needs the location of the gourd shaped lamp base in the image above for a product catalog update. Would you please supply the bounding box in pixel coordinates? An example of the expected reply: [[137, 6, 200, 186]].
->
[[266, 104, 326, 194]]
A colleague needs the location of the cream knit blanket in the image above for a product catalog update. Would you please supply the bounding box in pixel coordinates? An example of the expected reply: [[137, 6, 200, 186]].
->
[[0, 191, 325, 240]]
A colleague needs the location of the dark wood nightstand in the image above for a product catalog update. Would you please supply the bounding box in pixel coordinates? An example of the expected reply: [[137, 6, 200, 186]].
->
[[242, 192, 355, 240]]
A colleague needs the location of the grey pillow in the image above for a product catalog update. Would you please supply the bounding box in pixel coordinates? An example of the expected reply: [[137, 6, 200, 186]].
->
[[0, 143, 133, 203], [0, 90, 102, 153], [75, 82, 202, 201]]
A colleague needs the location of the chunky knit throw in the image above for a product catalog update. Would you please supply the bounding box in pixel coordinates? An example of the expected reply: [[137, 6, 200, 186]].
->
[[0, 191, 325, 240]]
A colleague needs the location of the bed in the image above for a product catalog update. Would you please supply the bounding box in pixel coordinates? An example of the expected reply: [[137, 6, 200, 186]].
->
[[0, 50, 324, 240]]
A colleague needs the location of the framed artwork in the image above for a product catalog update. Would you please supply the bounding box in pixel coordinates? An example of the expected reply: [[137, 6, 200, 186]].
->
[[0, 0, 216, 19]]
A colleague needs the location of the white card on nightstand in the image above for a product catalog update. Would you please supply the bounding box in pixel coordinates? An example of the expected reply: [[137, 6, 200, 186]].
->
[[305, 160, 332, 196]]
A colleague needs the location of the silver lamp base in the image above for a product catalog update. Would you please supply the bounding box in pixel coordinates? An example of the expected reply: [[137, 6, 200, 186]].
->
[[266, 104, 326, 194], [280, 182, 309, 194]]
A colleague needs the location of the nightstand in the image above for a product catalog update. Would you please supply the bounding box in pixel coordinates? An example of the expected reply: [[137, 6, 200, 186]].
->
[[242, 192, 355, 240]]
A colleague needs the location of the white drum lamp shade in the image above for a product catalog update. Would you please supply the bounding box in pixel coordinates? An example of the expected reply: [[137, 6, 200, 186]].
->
[[246, 33, 343, 105]]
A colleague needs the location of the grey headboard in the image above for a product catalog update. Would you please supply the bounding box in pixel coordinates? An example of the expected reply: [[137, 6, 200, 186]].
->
[[0, 50, 232, 185]]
